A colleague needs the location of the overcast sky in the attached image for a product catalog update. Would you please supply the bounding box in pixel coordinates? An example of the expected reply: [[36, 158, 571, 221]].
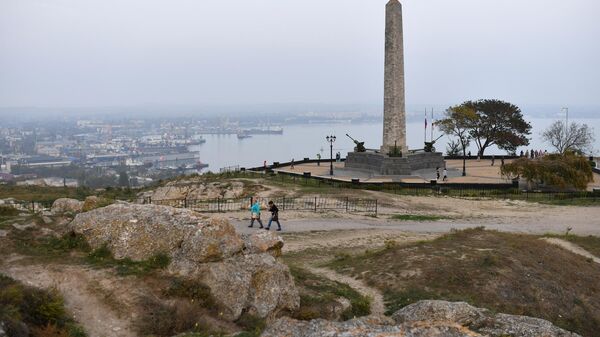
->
[[0, 0, 599, 109]]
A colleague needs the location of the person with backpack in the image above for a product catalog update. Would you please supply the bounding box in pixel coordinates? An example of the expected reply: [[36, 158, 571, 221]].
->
[[266, 200, 281, 231], [248, 199, 264, 228]]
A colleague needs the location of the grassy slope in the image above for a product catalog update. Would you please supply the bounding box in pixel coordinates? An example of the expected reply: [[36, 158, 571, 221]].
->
[[327, 228, 600, 337], [0, 273, 87, 337], [287, 265, 371, 321], [545, 234, 600, 258]]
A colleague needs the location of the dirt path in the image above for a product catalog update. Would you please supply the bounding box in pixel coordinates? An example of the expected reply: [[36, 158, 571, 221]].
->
[[1, 262, 138, 337], [306, 266, 386, 317], [281, 229, 437, 253], [542, 238, 600, 264]]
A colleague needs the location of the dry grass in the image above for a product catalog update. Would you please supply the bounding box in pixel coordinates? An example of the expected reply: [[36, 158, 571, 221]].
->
[[287, 265, 371, 321], [0, 274, 86, 337], [327, 228, 600, 337], [545, 234, 600, 258]]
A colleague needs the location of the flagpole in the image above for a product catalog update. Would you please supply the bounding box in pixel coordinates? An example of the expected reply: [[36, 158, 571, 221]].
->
[[424, 108, 427, 145], [431, 108, 434, 142]]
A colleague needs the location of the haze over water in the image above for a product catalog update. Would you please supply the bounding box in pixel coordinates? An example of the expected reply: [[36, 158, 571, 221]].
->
[[192, 117, 600, 172]]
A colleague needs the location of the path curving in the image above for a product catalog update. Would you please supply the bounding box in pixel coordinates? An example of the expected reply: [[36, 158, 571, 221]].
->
[[1, 263, 137, 337], [306, 266, 386, 317], [542, 238, 600, 264]]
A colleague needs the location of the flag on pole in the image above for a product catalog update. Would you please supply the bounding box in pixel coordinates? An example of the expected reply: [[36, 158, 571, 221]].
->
[[425, 113, 428, 129]]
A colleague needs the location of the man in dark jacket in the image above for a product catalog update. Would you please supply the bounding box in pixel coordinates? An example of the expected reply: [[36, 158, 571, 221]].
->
[[266, 200, 281, 231]]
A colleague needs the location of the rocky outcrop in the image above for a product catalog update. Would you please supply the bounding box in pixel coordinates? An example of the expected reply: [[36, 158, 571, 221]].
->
[[51, 198, 84, 215], [142, 180, 246, 202], [69, 203, 243, 262], [186, 253, 298, 320], [69, 202, 299, 320], [261, 300, 580, 337], [81, 196, 111, 212], [243, 230, 284, 257]]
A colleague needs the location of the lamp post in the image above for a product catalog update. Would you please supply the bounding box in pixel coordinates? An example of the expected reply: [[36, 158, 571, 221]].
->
[[326, 135, 336, 176]]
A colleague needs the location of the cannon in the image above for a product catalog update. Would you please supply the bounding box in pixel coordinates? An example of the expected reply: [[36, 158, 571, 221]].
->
[[346, 134, 366, 153], [411, 135, 444, 153]]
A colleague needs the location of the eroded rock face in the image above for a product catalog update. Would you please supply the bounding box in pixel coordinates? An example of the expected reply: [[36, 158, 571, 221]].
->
[[243, 230, 284, 257], [185, 253, 299, 321], [69, 203, 242, 262], [178, 217, 245, 263], [392, 301, 580, 337], [69, 202, 298, 320], [51, 198, 84, 215], [143, 181, 246, 201], [81, 196, 111, 212], [262, 300, 580, 337]]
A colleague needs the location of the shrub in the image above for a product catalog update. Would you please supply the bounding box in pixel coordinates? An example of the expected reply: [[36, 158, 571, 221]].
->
[[384, 239, 397, 250], [0, 205, 19, 216], [0, 274, 86, 337], [137, 296, 212, 337], [164, 278, 217, 309], [501, 152, 593, 190], [234, 313, 265, 337]]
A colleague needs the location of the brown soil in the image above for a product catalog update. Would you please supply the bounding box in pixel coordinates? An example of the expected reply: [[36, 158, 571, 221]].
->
[[1, 261, 139, 337], [326, 228, 600, 337]]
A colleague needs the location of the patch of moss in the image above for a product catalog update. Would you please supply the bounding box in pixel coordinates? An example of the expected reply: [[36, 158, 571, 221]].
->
[[164, 278, 217, 310], [86, 245, 170, 276]]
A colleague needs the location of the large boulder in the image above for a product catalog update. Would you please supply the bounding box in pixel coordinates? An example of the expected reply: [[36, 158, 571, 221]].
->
[[81, 195, 112, 212], [69, 202, 298, 320], [69, 203, 243, 262], [178, 217, 245, 263], [51, 198, 83, 214], [183, 253, 299, 320], [392, 301, 580, 337], [144, 180, 246, 201], [243, 230, 284, 257], [262, 300, 580, 337]]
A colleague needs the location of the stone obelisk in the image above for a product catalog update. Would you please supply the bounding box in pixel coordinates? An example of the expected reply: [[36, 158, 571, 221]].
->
[[381, 0, 407, 154]]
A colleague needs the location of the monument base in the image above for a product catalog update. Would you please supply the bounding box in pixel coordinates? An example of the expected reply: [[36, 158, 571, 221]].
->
[[345, 151, 445, 176]]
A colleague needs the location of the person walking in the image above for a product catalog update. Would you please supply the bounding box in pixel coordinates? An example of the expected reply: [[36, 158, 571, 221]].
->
[[436, 167, 440, 181], [491, 155, 495, 166], [266, 200, 281, 231], [443, 168, 448, 182], [263, 160, 267, 171], [316, 153, 321, 166], [290, 158, 295, 170], [248, 199, 264, 228]]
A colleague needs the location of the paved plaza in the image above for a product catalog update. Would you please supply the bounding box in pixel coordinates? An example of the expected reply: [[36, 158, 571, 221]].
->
[[274, 158, 600, 190]]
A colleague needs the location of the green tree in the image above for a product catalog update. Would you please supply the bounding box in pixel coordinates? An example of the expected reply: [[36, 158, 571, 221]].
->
[[461, 99, 531, 156], [438, 105, 476, 176], [501, 152, 593, 191]]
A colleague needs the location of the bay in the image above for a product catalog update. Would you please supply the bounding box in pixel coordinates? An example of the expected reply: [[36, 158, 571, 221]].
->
[[191, 117, 600, 172]]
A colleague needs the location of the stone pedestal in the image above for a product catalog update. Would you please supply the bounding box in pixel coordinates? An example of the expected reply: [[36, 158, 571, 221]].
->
[[345, 151, 445, 176]]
